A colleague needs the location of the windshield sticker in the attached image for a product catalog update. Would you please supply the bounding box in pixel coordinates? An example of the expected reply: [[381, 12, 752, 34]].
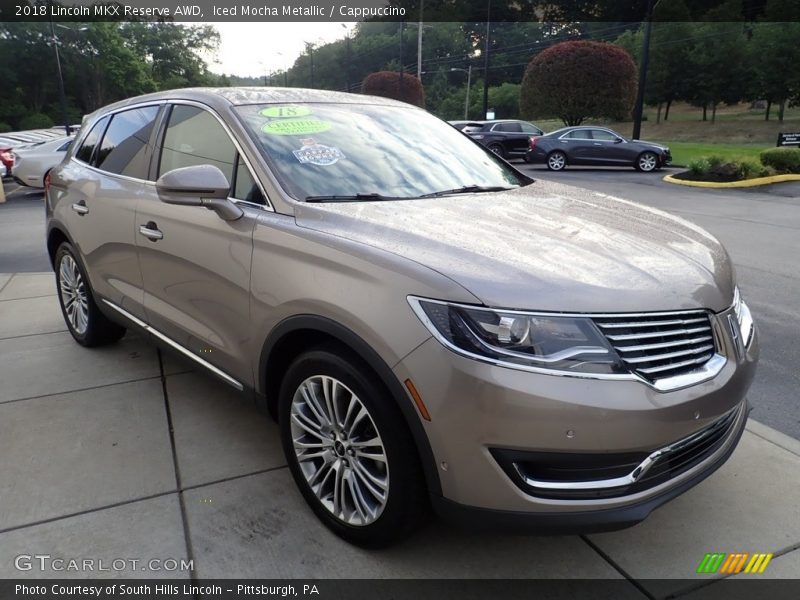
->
[[259, 106, 312, 119], [261, 119, 331, 136], [292, 138, 344, 166]]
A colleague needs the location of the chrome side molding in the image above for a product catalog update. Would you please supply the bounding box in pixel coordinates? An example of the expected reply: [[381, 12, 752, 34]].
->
[[101, 299, 244, 391]]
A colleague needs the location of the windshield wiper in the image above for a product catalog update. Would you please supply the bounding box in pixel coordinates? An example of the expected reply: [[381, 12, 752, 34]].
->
[[305, 193, 404, 203], [418, 185, 517, 198]]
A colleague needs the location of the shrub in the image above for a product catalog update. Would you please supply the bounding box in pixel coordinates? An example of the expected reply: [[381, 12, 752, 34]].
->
[[689, 158, 710, 175], [760, 148, 800, 174], [361, 71, 425, 108], [0, 122, 11, 133], [18, 113, 55, 130], [737, 160, 768, 180]]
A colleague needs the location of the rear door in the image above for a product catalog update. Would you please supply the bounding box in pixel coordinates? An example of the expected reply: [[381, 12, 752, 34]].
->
[[557, 129, 594, 164], [135, 102, 268, 388], [52, 105, 161, 321]]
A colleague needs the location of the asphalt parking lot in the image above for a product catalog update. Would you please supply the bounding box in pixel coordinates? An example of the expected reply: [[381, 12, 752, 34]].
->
[[1, 173, 800, 593]]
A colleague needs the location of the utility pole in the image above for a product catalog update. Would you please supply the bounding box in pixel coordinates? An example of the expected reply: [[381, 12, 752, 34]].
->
[[482, 0, 491, 119], [632, 0, 656, 140], [399, 21, 405, 97], [417, 0, 423, 79], [48, 3, 71, 135], [341, 23, 351, 92]]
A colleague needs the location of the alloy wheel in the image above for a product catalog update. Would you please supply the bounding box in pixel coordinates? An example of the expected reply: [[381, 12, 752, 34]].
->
[[639, 152, 657, 172], [548, 152, 566, 170], [58, 254, 89, 335], [290, 375, 389, 526]]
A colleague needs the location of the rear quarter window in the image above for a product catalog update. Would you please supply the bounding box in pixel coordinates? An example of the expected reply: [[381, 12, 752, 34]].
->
[[74, 116, 109, 164]]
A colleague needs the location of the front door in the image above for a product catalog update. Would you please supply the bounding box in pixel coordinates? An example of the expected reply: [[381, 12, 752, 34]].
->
[[135, 103, 267, 388]]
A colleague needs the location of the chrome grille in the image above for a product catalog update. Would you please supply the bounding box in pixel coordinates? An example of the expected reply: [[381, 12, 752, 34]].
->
[[593, 310, 716, 381]]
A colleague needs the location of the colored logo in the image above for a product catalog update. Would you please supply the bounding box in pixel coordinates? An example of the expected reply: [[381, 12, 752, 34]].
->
[[292, 139, 344, 166], [261, 119, 331, 136], [259, 106, 312, 118], [696, 552, 773, 574]]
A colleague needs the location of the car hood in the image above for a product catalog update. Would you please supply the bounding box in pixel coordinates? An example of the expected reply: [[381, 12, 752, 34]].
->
[[635, 140, 669, 152], [295, 180, 734, 313]]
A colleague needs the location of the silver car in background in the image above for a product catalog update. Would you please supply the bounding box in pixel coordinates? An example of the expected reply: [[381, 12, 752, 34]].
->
[[12, 136, 73, 188], [45, 88, 758, 547]]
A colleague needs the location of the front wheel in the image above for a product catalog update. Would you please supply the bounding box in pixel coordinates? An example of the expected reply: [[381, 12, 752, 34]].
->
[[279, 346, 427, 547], [637, 151, 658, 172], [54, 242, 126, 347], [547, 151, 567, 171]]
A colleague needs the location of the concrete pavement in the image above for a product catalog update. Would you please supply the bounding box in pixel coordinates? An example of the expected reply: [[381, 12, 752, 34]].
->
[[0, 272, 798, 594]]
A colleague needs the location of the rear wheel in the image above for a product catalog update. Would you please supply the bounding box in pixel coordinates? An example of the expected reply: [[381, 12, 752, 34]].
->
[[279, 346, 427, 547], [54, 242, 126, 347], [547, 151, 567, 171], [636, 151, 658, 172], [488, 143, 505, 158]]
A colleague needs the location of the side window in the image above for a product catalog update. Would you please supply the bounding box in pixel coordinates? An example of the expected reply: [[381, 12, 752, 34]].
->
[[95, 106, 159, 178], [591, 129, 617, 142], [520, 122, 541, 134], [75, 116, 109, 164], [158, 105, 236, 187], [57, 140, 72, 152], [232, 156, 265, 204]]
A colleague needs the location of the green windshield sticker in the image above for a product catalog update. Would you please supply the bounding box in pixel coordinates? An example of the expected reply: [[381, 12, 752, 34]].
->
[[259, 106, 312, 119], [261, 119, 331, 136]]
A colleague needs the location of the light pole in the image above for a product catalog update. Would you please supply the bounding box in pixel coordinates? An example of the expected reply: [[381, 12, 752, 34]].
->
[[632, 0, 659, 140], [49, 20, 88, 135], [341, 23, 351, 92], [482, 0, 491, 118], [451, 67, 472, 119]]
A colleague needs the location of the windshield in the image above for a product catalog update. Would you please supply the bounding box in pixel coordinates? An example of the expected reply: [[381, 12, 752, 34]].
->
[[234, 103, 526, 201]]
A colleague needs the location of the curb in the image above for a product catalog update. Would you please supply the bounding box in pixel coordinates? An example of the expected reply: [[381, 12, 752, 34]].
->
[[746, 419, 800, 458], [663, 173, 800, 188]]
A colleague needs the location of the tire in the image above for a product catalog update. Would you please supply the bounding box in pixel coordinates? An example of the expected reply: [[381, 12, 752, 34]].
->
[[54, 242, 126, 347], [546, 151, 567, 171], [488, 143, 505, 158], [279, 345, 427, 548], [636, 151, 658, 172]]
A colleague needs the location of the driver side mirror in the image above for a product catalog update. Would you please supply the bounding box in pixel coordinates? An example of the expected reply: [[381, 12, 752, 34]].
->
[[614, 138, 624, 144], [156, 165, 243, 221]]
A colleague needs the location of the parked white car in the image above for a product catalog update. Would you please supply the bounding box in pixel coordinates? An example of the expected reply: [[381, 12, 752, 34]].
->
[[11, 136, 73, 188]]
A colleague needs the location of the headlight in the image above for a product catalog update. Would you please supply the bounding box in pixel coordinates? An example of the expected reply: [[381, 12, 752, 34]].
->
[[733, 286, 754, 347], [408, 297, 627, 375]]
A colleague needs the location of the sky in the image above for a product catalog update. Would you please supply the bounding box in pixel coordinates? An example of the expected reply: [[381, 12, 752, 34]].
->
[[207, 23, 356, 78]]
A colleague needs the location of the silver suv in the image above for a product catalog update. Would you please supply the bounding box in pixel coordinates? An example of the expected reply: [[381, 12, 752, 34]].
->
[[46, 88, 758, 547]]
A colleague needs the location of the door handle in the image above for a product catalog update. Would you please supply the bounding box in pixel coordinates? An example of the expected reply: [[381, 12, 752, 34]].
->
[[71, 201, 89, 215], [138, 222, 163, 242], [593, 143, 603, 146]]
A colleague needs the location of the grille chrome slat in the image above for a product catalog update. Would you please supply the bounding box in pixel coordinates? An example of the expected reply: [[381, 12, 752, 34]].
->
[[623, 344, 716, 365], [595, 317, 707, 329], [616, 335, 713, 353], [593, 310, 717, 382], [605, 325, 711, 342], [638, 354, 714, 375]]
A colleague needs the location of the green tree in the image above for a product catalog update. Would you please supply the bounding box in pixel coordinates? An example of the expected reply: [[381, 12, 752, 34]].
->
[[520, 40, 637, 126]]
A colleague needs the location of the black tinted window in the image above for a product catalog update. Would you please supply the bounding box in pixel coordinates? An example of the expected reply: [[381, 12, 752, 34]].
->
[[95, 106, 159, 179], [232, 157, 265, 204], [75, 117, 108, 163], [494, 122, 521, 133], [159, 105, 236, 186]]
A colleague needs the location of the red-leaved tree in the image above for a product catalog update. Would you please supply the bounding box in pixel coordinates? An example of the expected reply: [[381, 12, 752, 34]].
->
[[361, 71, 425, 108], [520, 41, 637, 126]]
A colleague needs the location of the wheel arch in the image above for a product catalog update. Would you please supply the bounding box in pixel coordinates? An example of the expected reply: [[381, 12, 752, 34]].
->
[[259, 314, 441, 496], [46, 225, 72, 268]]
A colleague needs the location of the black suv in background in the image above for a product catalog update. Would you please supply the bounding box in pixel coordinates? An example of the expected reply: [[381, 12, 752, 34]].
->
[[454, 120, 544, 160]]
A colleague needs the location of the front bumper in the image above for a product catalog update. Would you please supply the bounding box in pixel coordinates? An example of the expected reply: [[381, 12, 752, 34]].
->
[[393, 306, 758, 530]]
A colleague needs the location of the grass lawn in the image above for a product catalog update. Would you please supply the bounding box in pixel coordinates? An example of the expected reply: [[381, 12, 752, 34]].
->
[[657, 142, 766, 167]]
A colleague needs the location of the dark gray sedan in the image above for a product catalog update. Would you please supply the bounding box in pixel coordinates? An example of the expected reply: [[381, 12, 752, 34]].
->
[[526, 126, 671, 172]]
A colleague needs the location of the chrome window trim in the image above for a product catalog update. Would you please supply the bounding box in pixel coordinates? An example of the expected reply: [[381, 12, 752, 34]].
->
[[165, 99, 274, 212], [101, 299, 244, 391], [71, 99, 273, 212], [513, 402, 743, 491], [407, 295, 729, 391]]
